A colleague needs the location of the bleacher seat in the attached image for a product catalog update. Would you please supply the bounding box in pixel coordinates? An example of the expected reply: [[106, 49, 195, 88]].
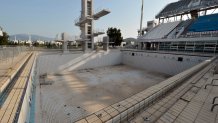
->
[[142, 21, 181, 40], [188, 13, 218, 32], [167, 19, 193, 38]]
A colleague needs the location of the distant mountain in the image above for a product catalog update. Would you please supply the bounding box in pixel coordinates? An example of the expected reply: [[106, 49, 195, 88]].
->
[[10, 34, 54, 41]]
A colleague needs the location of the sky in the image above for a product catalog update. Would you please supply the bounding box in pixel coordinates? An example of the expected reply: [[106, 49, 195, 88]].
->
[[0, 0, 178, 39]]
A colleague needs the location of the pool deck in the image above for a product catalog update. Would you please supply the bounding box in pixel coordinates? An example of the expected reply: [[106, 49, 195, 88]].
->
[[129, 60, 218, 123]]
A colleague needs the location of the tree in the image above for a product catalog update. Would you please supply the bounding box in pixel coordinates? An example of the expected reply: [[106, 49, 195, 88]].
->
[[107, 27, 123, 46], [0, 32, 9, 45]]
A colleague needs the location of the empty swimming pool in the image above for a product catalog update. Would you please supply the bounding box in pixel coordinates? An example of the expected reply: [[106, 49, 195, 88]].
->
[[32, 50, 211, 123]]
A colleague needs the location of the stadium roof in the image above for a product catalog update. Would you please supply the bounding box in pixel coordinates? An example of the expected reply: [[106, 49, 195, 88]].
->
[[156, 0, 218, 19]]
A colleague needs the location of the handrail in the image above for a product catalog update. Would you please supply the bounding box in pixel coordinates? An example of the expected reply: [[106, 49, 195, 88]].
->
[[211, 104, 218, 112], [204, 84, 218, 89], [211, 79, 218, 85], [205, 78, 218, 89], [212, 96, 218, 104]]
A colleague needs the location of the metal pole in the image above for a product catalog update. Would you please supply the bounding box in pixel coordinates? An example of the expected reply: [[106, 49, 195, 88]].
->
[[0, 26, 3, 36], [139, 0, 144, 36], [11, 47, 14, 69]]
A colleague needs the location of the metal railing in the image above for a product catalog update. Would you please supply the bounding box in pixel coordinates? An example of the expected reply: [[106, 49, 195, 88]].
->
[[181, 31, 218, 38], [0, 46, 28, 65]]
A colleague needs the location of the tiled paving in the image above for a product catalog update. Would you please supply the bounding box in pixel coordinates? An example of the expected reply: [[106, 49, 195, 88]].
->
[[130, 59, 218, 123], [0, 52, 31, 94], [75, 58, 216, 122], [0, 53, 34, 123]]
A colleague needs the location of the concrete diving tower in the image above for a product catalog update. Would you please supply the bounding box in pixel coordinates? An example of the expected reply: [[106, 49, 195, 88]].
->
[[75, 0, 110, 51]]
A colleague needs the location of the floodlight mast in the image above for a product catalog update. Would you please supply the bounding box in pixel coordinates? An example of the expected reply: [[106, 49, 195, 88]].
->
[[0, 26, 3, 36], [139, 0, 144, 36]]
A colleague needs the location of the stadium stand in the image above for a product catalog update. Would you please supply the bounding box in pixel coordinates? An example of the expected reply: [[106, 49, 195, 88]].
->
[[122, 0, 218, 122], [201, 0, 218, 6], [141, 21, 181, 40], [167, 19, 193, 38]]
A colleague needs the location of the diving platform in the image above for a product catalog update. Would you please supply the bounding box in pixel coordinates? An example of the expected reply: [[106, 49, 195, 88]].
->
[[75, 17, 93, 26], [93, 29, 105, 37], [75, 9, 110, 26], [93, 9, 111, 20], [75, 38, 90, 42], [93, 32, 104, 37]]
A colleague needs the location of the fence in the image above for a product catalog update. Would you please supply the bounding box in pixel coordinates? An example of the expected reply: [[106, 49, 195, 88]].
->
[[0, 46, 28, 66]]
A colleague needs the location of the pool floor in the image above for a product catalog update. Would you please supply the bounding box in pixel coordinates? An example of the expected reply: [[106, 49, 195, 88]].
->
[[35, 65, 170, 123]]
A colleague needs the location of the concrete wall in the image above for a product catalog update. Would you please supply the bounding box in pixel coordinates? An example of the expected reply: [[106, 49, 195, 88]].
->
[[122, 51, 211, 75], [37, 50, 211, 76], [37, 50, 122, 75]]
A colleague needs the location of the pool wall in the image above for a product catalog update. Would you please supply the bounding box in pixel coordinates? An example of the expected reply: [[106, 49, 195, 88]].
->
[[37, 50, 211, 76], [37, 50, 122, 75], [122, 51, 211, 75], [17, 55, 36, 123]]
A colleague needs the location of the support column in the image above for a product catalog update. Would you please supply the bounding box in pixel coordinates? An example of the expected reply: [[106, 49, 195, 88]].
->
[[103, 36, 109, 51], [0, 26, 3, 36], [63, 41, 69, 53]]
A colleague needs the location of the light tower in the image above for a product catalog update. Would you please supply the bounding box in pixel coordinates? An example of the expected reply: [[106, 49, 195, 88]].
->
[[29, 34, 31, 42], [0, 26, 3, 36], [139, 0, 144, 36], [75, 0, 110, 51]]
